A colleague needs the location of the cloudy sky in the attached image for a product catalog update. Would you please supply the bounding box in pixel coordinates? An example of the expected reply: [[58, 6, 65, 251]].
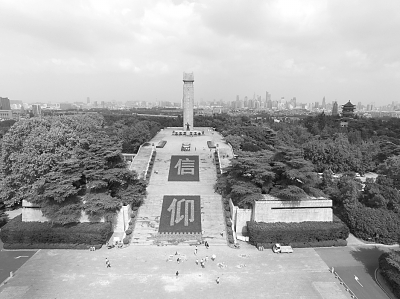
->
[[1, 0, 399, 105]]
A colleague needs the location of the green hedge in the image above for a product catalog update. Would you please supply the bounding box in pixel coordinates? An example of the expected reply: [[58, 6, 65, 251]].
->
[[0, 215, 112, 247], [3, 243, 103, 250], [247, 216, 349, 246], [340, 206, 400, 244], [0, 210, 8, 228], [379, 251, 400, 298]]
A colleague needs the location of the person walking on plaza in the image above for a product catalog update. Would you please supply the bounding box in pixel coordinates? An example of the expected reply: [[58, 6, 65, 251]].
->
[[200, 259, 205, 268], [194, 245, 198, 255], [205, 241, 209, 249], [176, 271, 179, 278], [195, 259, 199, 265], [216, 277, 220, 284], [105, 258, 111, 268]]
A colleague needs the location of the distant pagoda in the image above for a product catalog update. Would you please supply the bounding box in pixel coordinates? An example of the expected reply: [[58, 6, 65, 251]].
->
[[341, 101, 356, 118]]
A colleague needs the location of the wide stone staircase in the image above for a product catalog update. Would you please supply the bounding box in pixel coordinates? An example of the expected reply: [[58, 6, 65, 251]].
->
[[130, 129, 227, 246]]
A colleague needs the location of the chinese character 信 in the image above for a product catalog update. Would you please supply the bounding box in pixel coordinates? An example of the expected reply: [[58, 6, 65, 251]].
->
[[174, 158, 195, 175]]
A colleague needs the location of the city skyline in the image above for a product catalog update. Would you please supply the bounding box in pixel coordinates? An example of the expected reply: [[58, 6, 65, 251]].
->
[[1, 1, 399, 105]]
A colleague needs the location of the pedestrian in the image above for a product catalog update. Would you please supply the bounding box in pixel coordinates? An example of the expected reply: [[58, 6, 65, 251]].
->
[[205, 241, 209, 249], [195, 259, 199, 265], [211, 254, 216, 261], [177, 257, 180, 264], [216, 277, 220, 284], [176, 271, 179, 278], [194, 246, 198, 255], [105, 258, 111, 268], [205, 256, 209, 262], [175, 251, 179, 255]]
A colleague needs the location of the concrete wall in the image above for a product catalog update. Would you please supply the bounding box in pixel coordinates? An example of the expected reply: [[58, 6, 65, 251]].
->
[[253, 199, 332, 223], [21, 200, 129, 233], [235, 208, 252, 236], [229, 199, 251, 238], [229, 198, 333, 237]]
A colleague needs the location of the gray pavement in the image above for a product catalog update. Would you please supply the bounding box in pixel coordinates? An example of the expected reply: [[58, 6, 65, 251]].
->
[[315, 246, 395, 299], [0, 245, 352, 299]]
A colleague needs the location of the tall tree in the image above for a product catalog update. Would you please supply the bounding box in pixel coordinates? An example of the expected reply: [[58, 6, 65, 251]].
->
[[0, 114, 146, 224]]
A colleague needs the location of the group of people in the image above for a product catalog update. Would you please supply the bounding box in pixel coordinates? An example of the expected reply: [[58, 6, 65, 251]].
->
[[175, 241, 220, 284], [106, 240, 123, 249]]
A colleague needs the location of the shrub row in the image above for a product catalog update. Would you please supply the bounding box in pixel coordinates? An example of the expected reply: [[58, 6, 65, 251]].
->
[[0, 215, 112, 247], [215, 151, 222, 176], [222, 199, 235, 246], [123, 205, 141, 245], [340, 206, 400, 244], [0, 210, 8, 228], [146, 150, 157, 182], [3, 243, 103, 250], [379, 251, 400, 298], [247, 216, 349, 246]]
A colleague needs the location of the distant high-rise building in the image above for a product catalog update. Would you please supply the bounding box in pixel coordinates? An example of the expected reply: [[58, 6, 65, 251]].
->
[[0, 97, 11, 110], [31, 104, 41, 117], [248, 99, 254, 109], [290, 97, 297, 109], [322, 96, 326, 109], [266, 91, 272, 109], [332, 101, 339, 115]]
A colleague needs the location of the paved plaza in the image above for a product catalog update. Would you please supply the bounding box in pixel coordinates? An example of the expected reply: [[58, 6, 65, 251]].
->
[[0, 244, 351, 299]]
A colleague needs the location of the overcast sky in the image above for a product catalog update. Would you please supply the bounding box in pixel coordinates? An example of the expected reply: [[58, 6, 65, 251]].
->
[[1, 0, 399, 105]]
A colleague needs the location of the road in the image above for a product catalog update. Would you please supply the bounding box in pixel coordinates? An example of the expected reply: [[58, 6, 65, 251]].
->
[[0, 249, 37, 285], [0, 235, 37, 286], [315, 246, 393, 299]]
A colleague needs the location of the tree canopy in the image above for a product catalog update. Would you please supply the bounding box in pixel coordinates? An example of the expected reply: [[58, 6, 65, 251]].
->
[[216, 146, 322, 208], [0, 114, 146, 224]]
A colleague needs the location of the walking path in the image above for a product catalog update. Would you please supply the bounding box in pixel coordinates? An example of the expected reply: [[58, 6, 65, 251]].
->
[[131, 127, 229, 246]]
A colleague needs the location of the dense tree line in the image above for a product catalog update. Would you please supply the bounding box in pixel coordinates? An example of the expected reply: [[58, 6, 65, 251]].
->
[[210, 113, 400, 244], [0, 114, 146, 224], [102, 113, 181, 153], [2, 110, 400, 243]]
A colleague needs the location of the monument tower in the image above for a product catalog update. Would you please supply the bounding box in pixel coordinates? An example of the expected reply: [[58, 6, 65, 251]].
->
[[182, 72, 194, 131]]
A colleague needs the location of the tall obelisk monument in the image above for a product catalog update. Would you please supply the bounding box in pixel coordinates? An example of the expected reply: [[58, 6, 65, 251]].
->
[[182, 72, 194, 131]]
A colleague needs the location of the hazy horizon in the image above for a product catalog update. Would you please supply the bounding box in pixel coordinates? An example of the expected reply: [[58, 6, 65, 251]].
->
[[1, 0, 399, 105]]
